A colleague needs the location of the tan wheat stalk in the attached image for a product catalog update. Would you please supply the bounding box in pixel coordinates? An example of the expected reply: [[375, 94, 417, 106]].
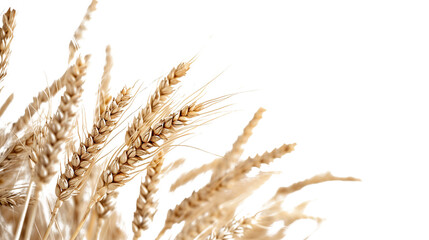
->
[[132, 151, 165, 240], [125, 61, 191, 144], [42, 86, 132, 240], [71, 98, 220, 240], [17, 55, 89, 240], [211, 107, 265, 181], [0, 8, 16, 84], [157, 143, 296, 239], [68, 0, 98, 63]]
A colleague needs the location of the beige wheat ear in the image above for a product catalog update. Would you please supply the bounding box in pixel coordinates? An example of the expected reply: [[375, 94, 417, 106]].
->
[[71, 95, 224, 240], [171, 107, 265, 192], [42, 86, 132, 240], [211, 107, 265, 181], [12, 66, 71, 133], [132, 151, 165, 240], [94, 45, 113, 124], [125, 61, 191, 144], [16, 55, 89, 240], [0, 8, 16, 84], [68, 0, 98, 63], [157, 143, 296, 239]]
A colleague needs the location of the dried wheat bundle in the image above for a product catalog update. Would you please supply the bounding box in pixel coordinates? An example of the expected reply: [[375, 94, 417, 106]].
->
[[0, 4, 359, 240]]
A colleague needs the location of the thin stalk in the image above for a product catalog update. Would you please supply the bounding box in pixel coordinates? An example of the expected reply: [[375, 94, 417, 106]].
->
[[14, 179, 33, 240]]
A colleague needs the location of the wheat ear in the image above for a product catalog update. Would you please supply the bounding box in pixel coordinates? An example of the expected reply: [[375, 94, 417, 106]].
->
[[42, 86, 131, 239], [158, 143, 296, 239], [170, 159, 220, 191], [71, 97, 219, 240], [18, 56, 88, 240], [171, 108, 265, 191], [125, 61, 191, 143], [68, 0, 98, 63], [273, 172, 360, 200], [94, 45, 113, 123], [0, 8, 16, 84], [0, 189, 24, 207], [132, 151, 165, 240], [211, 107, 265, 181], [12, 66, 71, 133]]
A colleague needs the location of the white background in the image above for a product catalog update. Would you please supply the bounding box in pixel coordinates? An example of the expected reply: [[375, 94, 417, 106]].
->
[[1, 0, 429, 239]]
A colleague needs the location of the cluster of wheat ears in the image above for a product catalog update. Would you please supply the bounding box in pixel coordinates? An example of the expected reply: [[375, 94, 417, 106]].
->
[[0, 2, 359, 240]]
